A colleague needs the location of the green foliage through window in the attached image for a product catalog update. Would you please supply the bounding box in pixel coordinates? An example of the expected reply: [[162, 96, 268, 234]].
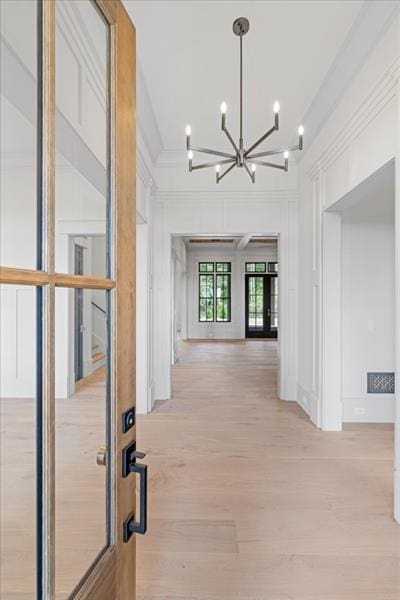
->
[[199, 274, 215, 321], [199, 262, 231, 322], [245, 262, 266, 273], [216, 262, 231, 273], [199, 262, 214, 272]]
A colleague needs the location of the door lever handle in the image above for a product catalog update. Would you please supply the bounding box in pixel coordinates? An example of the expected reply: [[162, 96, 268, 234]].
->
[[122, 440, 148, 540], [130, 450, 146, 461]]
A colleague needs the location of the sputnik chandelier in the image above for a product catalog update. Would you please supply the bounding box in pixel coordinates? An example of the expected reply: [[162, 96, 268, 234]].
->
[[185, 17, 304, 184]]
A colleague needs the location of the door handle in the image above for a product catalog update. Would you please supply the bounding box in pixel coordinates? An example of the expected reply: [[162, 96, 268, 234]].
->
[[122, 441, 148, 540], [267, 308, 271, 317]]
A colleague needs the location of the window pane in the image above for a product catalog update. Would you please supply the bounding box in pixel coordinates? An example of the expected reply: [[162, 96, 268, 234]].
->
[[217, 299, 229, 322], [0, 0, 38, 269], [268, 262, 278, 273], [255, 263, 266, 272], [255, 277, 264, 295], [199, 275, 214, 321], [1, 284, 37, 598], [207, 299, 214, 320], [216, 262, 230, 273], [246, 263, 255, 272], [55, 1, 109, 277], [199, 262, 214, 273], [55, 288, 109, 598], [199, 298, 206, 321]]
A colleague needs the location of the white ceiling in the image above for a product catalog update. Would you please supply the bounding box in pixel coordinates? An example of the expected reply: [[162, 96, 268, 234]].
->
[[124, 0, 364, 153]]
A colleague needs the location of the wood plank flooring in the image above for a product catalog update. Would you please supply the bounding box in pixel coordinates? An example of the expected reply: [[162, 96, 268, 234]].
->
[[136, 340, 400, 600], [0, 367, 107, 600]]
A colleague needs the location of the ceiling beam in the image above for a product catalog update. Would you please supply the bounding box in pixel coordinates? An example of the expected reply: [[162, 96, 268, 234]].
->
[[237, 235, 252, 250]]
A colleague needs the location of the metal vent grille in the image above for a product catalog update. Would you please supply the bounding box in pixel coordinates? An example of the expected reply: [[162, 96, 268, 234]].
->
[[367, 372, 395, 394]]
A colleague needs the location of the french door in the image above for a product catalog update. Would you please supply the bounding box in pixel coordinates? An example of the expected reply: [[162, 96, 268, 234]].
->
[[0, 1, 142, 599], [245, 274, 278, 338]]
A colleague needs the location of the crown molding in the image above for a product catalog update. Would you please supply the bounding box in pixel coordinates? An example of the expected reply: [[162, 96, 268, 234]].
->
[[299, 0, 400, 159], [137, 63, 163, 164], [308, 55, 399, 178], [154, 189, 299, 204]]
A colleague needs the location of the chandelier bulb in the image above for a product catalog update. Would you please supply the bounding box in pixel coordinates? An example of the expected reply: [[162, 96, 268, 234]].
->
[[185, 125, 191, 136], [188, 150, 193, 160], [273, 101, 280, 114], [251, 164, 256, 173], [220, 101, 227, 114], [284, 151, 289, 159], [216, 164, 221, 173], [298, 125, 304, 136]]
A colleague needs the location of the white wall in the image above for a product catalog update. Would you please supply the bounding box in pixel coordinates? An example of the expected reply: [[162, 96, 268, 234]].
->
[[297, 12, 400, 519], [186, 245, 278, 340], [171, 237, 187, 363], [342, 187, 395, 422], [135, 134, 156, 414]]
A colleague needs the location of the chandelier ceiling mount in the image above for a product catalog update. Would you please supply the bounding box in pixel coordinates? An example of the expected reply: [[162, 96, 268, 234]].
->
[[185, 17, 304, 184]]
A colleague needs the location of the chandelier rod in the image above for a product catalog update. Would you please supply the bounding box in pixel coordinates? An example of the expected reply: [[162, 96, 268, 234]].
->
[[240, 34, 243, 142]]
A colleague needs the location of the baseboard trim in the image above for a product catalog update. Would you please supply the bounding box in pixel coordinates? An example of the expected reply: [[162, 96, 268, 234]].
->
[[342, 396, 395, 423]]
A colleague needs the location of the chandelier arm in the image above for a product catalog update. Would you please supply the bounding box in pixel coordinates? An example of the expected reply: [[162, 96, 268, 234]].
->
[[216, 161, 236, 183], [192, 158, 235, 171], [243, 163, 255, 183], [244, 125, 276, 157], [250, 158, 287, 171], [247, 144, 300, 160], [222, 126, 239, 155], [191, 146, 236, 159]]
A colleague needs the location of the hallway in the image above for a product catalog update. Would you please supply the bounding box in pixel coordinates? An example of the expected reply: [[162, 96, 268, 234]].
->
[[137, 340, 400, 599]]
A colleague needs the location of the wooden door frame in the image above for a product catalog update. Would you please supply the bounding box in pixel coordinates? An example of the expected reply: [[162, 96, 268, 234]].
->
[[0, 0, 137, 598]]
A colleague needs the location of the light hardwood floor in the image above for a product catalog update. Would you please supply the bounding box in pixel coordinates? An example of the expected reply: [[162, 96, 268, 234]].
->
[[1, 367, 107, 600], [137, 340, 400, 600]]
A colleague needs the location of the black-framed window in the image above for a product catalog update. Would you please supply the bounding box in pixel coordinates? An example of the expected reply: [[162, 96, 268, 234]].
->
[[245, 262, 266, 273], [199, 262, 214, 273], [268, 262, 278, 273], [199, 262, 231, 322]]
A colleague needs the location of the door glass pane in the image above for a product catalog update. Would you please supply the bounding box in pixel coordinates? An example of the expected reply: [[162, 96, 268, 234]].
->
[[55, 288, 109, 598], [0, 1, 38, 269], [248, 276, 264, 332], [271, 276, 278, 330], [0, 284, 37, 598], [55, 0, 109, 277]]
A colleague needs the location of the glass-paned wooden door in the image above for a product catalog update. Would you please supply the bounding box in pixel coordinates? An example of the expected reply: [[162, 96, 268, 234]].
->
[[245, 274, 278, 338], [0, 1, 139, 599]]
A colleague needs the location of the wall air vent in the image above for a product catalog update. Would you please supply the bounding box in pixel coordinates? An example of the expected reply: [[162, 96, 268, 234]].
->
[[367, 372, 395, 394]]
